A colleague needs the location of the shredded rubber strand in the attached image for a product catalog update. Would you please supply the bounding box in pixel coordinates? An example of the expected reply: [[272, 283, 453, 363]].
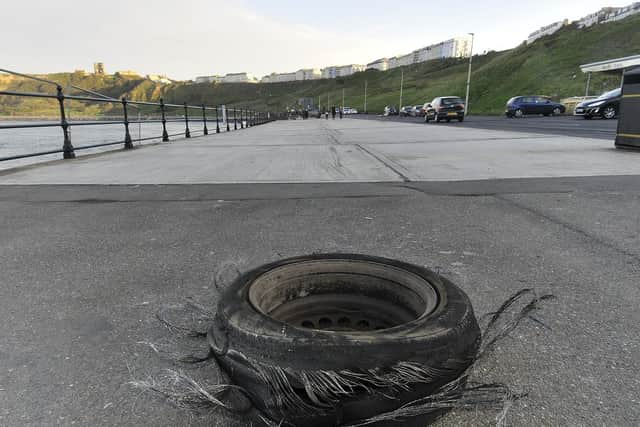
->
[[131, 287, 554, 426]]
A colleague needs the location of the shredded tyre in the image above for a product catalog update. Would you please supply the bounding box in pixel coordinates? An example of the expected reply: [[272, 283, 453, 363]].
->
[[208, 253, 481, 426]]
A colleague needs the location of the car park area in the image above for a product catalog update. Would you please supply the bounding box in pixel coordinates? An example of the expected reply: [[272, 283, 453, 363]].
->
[[354, 113, 617, 140]]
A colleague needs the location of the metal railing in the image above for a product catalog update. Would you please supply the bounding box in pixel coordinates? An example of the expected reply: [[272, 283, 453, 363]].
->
[[0, 68, 274, 162]]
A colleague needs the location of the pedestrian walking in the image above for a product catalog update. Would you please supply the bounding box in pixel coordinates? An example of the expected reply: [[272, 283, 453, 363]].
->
[[331, 106, 336, 120]]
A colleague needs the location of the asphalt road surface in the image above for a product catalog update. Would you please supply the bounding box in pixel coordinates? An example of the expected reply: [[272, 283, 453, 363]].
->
[[2, 179, 640, 427], [351, 114, 618, 140]]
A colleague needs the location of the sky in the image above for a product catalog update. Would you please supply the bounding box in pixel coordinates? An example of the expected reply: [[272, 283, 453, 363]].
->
[[2, 0, 621, 80]]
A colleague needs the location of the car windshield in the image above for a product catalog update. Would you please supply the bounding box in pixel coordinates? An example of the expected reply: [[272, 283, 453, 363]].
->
[[597, 88, 621, 99], [441, 97, 464, 105]]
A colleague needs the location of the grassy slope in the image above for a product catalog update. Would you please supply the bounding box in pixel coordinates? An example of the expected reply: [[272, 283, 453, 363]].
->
[[1, 14, 639, 117]]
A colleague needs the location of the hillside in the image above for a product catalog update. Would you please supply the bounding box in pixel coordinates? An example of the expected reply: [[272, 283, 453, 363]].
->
[[1, 13, 639, 117]]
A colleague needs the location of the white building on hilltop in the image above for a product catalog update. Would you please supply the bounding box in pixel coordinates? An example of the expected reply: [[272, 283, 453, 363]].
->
[[195, 75, 223, 84], [389, 53, 414, 69], [386, 36, 472, 70], [413, 36, 473, 63], [269, 72, 297, 83], [296, 68, 322, 80], [337, 64, 365, 76], [322, 66, 339, 79], [222, 72, 258, 83], [603, 2, 640, 23], [366, 58, 389, 71], [321, 64, 364, 79], [576, 7, 620, 28], [527, 20, 569, 44], [192, 34, 474, 84], [261, 69, 321, 83]]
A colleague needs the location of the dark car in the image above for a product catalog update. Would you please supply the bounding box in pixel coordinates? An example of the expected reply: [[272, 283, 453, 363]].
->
[[505, 96, 565, 118], [574, 88, 621, 120], [424, 96, 466, 122], [399, 106, 413, 117], [410, 105, 425, 117]]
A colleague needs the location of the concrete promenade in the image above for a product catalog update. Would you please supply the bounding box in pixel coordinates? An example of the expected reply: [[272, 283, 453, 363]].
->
[[1, 118, 640, 426], [1, 118, 639, 184]]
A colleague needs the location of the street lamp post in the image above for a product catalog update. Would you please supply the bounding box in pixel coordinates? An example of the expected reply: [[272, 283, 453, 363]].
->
[[464, 32, 475, 117], [364, 79, 368, 114], [399, 69, 404, 112]]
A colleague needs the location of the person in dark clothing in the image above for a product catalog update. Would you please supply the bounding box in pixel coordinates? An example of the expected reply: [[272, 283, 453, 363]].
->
[[331, 106, 336, 120], [339, 108, 343, 119]]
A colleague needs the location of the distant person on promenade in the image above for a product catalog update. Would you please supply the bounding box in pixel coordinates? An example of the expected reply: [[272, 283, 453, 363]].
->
[[325, 109, 329, 120], [331, 106, 336, 120], [339, 108, 343, 119]]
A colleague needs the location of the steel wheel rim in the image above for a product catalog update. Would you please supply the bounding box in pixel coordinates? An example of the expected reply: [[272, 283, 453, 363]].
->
[[248, 259, 439, 332]]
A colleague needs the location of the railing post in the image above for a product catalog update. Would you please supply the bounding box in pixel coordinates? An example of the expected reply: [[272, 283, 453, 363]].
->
[[202, 104, 208, 135], [184, 102, 191, 138], [122, 97, 133, 149], [56, 85, 75, 159], [160, 98, 169, 141], [240, 108, 244, 129], [234, 108, 237, 130], [215, 105, 220, 133]]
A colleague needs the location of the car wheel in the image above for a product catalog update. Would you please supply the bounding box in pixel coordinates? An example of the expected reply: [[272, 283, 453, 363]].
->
[[602, 106, 616, 119], [514, 109, 524, 118], [583, 115, 592, 120], [446, 118, 451, 123], [458, 116, 464, 122], [543, 113, 550, 117], [552, 107, 561, 116], [209, 253, 481, 426]]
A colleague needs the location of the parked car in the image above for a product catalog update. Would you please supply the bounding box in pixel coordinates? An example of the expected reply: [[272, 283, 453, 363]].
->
[[383, 105, 398, 116], [410, 105, 425, 117], [574, 88, 621, 119], [399, 106, 413, 117], [423, 96, 466, 122], [505, 96, 566, 118]]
